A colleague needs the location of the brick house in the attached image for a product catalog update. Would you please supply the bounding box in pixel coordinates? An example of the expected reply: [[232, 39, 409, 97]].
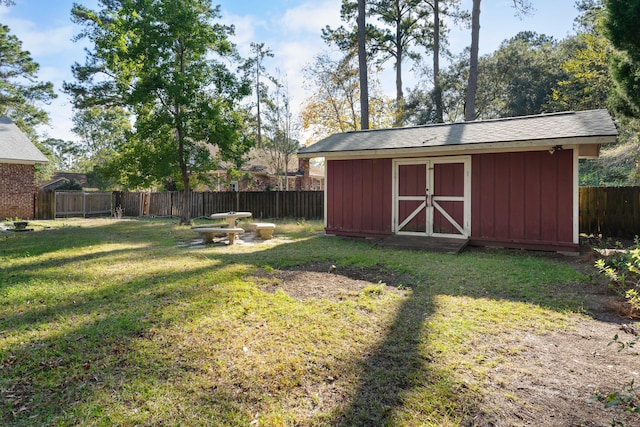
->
[[0, 117, 49, 219]]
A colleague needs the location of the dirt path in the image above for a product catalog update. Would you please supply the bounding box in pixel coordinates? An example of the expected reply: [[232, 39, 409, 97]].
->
[[473, 319, 639, 426]]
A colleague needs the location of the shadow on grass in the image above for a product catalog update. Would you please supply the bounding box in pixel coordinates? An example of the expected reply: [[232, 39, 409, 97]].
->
[[1, 261, 257, 425], [0, 221, 258, 425], [331, 285, 463, 425], [229, 238, 594, 425], [0, 219, 192, 295], [3, 217, 180, 250]]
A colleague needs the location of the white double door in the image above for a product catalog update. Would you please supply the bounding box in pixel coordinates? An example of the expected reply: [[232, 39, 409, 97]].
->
[[393, 157, 471, 239]]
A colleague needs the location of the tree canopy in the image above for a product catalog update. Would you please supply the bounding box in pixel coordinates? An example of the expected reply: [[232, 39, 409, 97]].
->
[[301, 53, 393, 141], [464, 0, 533, 120], [0, 24, 56, 140], [65, 0, 253, 222], [323, 0, 435, 127], [240, 42, 274, 148], [41, 0, 640, 190], [604, 0, 640, 118]]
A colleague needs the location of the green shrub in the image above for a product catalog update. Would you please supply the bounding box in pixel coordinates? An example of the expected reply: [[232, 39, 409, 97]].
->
[[595, 247, 640, 318], [56, 179, 83, 190], [593, 245, 640, 424]]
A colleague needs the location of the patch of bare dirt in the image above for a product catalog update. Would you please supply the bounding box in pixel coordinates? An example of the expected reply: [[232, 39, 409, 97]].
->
[[256, 256, 639, 426], [256, 262, 412, 301], [472, 320, 639, 427]]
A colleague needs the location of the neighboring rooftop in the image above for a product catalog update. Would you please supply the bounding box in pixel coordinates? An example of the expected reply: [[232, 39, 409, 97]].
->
[[298, 109, 618, 157], [0, 117, 49, 164], [38, 172, 93, 190], [217, 147, 324, 177]]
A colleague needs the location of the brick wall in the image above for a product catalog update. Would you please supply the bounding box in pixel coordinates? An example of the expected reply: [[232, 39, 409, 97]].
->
[[0, 163, 36, 219]]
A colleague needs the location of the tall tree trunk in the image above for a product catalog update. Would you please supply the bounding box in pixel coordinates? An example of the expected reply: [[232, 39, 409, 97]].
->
[[252, 43, 273, 148], [358, 0, 369, 130], [256, 65, 262, 147], [176, 50, 190, 224], [177, 131, 191, 225], [465, 0, 480, 122], [394, 33, 404, 127], [433, 0, 443, 123]]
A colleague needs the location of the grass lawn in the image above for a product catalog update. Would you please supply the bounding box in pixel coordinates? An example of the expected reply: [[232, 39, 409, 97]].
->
[[0, 218, 590, 426]]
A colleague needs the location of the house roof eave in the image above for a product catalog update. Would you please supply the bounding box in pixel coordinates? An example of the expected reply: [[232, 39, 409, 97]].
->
[[0, 157, 48, 165]]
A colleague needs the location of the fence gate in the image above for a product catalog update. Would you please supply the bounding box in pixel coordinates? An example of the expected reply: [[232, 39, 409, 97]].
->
[[34, 189, 55, 219]]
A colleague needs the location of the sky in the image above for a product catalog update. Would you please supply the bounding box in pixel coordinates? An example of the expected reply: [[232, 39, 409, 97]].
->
[[0, 0, 581, 143]]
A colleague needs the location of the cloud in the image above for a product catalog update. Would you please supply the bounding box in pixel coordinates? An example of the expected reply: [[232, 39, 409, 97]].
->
[[9, 0, 346, 143], [219, 0, 343, 121], [37, 65, 72, 91], [221, 12, 262, 57], [2, 16, 76, 58], [1, 16, 82, 85], [0, 12, 79, 142], [36, 96, 77, 142], [278, 0, 342, 35], [267, 2, 343, 102]]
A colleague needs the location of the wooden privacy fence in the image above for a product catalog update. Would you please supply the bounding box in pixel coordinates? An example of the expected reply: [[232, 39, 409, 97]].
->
[[34, 189, 55, 220], [31, 187, 640, 236], [34, 190, 113, 219], [114, 191, 324, 219], [55, 191, 113, 217], [32, 188, 640, 236], [33, 190, 322, 220], [580, 186, 640, 237]]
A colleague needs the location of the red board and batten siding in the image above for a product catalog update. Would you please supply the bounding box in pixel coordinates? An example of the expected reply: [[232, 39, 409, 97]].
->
[[325, 149, 577, 251], [470, 149, 576, 251], [326, 158, 393, 237]]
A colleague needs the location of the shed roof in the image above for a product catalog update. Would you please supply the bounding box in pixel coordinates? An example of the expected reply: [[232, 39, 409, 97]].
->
[[298, 109, 618, 158], [0, 117, 48, 164]]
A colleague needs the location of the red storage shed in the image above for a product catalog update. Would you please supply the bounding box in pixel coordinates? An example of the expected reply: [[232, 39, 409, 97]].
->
[[298, 109, 618, 252]]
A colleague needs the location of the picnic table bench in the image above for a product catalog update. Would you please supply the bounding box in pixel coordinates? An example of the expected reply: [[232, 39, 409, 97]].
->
[[251, 222, 276, 240], [191, 226, 245, 244]]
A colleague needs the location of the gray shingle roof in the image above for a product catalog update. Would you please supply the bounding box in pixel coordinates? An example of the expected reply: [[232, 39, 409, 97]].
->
[[0, 117, 49, 164], [298, 109, 618, 157]]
